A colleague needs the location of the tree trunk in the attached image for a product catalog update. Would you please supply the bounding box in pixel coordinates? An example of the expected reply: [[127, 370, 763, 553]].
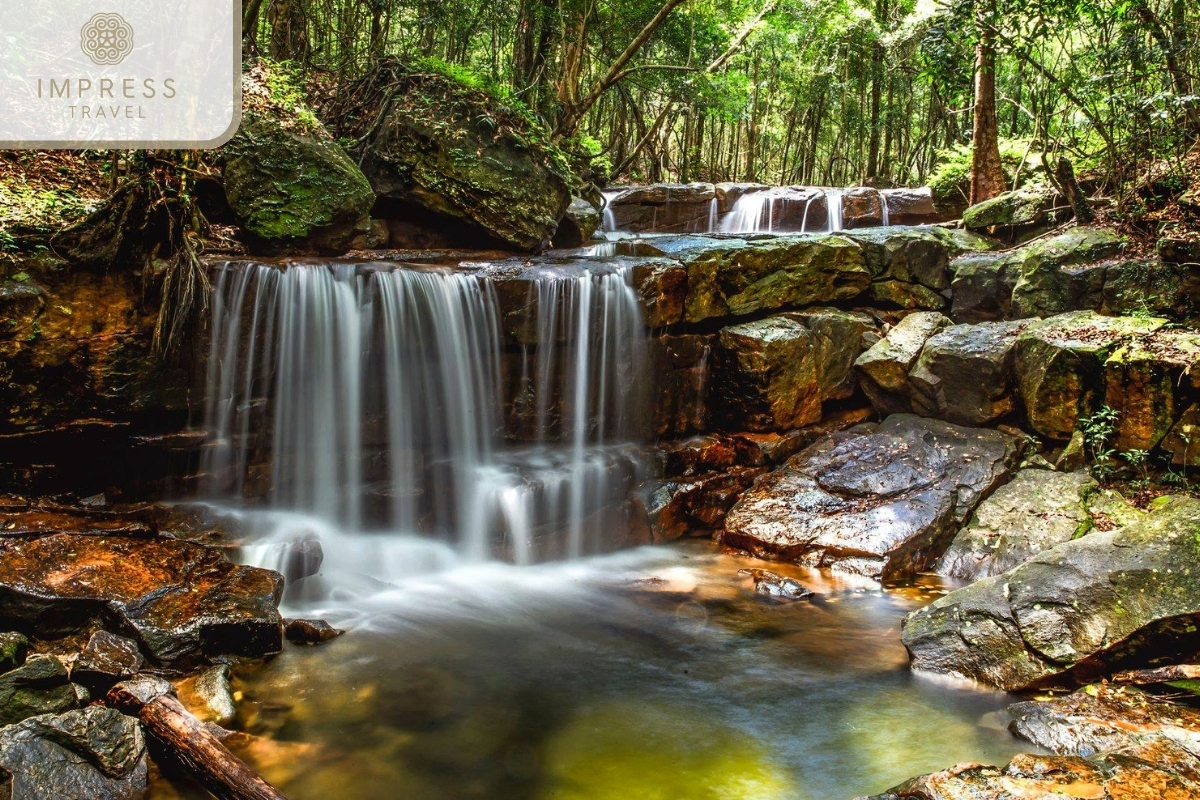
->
[[107, 677, 288, 800], [969, 0, 1006, 204], [267, 0, 309, 64]]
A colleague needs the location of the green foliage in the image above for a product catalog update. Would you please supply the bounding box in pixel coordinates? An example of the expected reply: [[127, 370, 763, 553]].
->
[[1079, 405, 1121, 481], [928, 139, 1043, 202], [258, 59, 321, 132]]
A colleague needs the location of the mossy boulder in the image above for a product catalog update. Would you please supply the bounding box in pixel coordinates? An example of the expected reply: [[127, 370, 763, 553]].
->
[[937, 468, 1097, 581], [903, 496, 1200, 691], [220, 114, 375, 254], [713, 316, 822, 431], [1014, 311, 1166, 440], [908, 319, 1029, 426], [854, 311, 951, 415], [1009, 228, 1126, 318], [1103, 329, 1200, 450], [962, 188, 1058, 232], [339, 59, 574, 251], [554, 197, 602, 248], [659, 234, 870, 323]]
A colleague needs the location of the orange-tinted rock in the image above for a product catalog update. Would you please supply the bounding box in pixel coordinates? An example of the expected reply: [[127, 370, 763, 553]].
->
[[0, 535, 283, 665]]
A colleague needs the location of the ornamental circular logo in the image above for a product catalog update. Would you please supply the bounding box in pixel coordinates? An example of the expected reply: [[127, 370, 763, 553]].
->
[[80, 12, 134, 66]]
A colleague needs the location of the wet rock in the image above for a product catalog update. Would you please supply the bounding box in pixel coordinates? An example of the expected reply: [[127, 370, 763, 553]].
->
[[643, 468, 766, 540], [0, 706, 148, 800], [937, 469, 1097, 581], [962, 188, 1059, 232], [348, 60, 573, 251], [1055, 429, 1086, 471], [868, 280, 946, 310], [554, 197, 602, 248], [787, 308, 878, 402], [285, 619, 344, 645], [176, 664, 237, 725], [713, 316, 821, 431], [72, 631, 143, 691], [277, 535, 324, 584], [220, 113, 375, 254], [903, 496, 1200, 691], [862, 750, 1200, 800], [878, 187, 948, 226], [0, 633, 29, 675], [1104, 328, 1200, 450], [0, 534, 284, 665], [0, 655, 80, 727], [1158, 237, 1200, 265], [659, 435, 765, 478], [948, 250, 1019, 323], [723, 415, 1018, 581], [1014, 310, 1166, 440], [908, 320, 1028, 426], [0, 511, 155, 539], [650, 334, 714, 437], [738, 569, 813, 601], [854, 312, 951, 415], [1009, 228, 1126, 318], [1009, 684, 1200, 769], [665, 234, 871, 323], [604, 183, 718, 234], [844, 226, 980, 292], [632, 260, 688, 327]]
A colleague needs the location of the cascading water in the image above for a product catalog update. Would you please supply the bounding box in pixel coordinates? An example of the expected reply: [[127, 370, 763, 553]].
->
[[824, 188, 845, 232], [203, 260, 648, 579], [879, 189, 890, 227]]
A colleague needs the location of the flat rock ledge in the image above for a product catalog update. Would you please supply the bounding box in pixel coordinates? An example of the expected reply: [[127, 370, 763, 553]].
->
[[722, 414, 1018, 581], [902, 496, 1200, 691], [0, 534, 284, 666]]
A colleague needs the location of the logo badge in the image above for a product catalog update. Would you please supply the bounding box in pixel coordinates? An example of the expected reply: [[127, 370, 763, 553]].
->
[[80, 12, 134, 66]]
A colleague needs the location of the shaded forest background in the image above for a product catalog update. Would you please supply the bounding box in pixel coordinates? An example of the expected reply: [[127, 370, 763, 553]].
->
[[250, 0, 1198, 201]]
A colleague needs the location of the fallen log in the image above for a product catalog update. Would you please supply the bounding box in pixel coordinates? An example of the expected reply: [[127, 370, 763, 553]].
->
[[107, 675, 288, 800], [1110, 664, 1200, 685]]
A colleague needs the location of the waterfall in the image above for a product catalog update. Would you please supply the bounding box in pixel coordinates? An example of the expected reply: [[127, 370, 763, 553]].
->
[[879, 190, 890, 227], [706, 197, 719, 233], [719, 191, 773, 234], [203, 261, 648, 565], [600, 190, 621, 233], [825, 189, 845, 232]]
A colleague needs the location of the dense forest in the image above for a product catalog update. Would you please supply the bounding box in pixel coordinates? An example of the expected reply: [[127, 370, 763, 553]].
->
[[248, 0, 1198, 195]]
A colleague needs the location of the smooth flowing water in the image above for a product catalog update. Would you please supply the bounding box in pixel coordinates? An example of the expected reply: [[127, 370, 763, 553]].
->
[[203, 260, 647, 562], [718, 187, 845, 234], [223, 534, 1027, 800]]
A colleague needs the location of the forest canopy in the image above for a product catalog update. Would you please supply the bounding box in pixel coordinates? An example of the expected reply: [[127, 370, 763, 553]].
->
[[250, 0, 1198, 199]]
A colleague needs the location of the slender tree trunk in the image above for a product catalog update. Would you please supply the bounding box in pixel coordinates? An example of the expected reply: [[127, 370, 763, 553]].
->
[[969, 0, 1006, 204]]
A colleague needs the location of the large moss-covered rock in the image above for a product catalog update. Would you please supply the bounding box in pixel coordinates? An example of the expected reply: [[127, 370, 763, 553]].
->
[[1014, 311, 1166, 440], [962, 188, 1058, 231], [937, 469, 1097, 581], [903, 496, 1200, 691], [220, 115, 375, 253], [344, 59, 574, 251], [722, 415, 1018, 581], [854, 312, 951, 415], [1009, 228, 1125, 318], [789, 308, 878, 402], [658, 234, 870, 323], [554, 197, 602, 248], [908, 320, 1028, 426], [949, 250, 1020, 322]]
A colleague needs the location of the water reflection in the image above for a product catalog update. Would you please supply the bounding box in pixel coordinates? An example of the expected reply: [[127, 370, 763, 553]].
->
[[227, 541, 1027, 800]]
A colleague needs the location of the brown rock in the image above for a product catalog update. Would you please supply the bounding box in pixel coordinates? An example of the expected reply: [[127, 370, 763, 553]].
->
[[0, 535, 283, 665], [284, 619, 344, 645]]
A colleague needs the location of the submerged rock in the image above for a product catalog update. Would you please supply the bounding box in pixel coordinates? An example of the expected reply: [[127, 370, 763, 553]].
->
[[0, 706, 148, 800], [176, 664, 237, 726], [285, 619, 345, 645], [738, 569, 813, 601], [903, 496, 1200, 691], [937, 469, 1096, 581], [0, 535, 283, 665], [722, 415, 1018, 581]]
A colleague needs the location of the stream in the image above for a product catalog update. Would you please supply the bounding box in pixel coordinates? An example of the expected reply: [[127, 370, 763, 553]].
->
[[218, 522, 1028, 800]]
